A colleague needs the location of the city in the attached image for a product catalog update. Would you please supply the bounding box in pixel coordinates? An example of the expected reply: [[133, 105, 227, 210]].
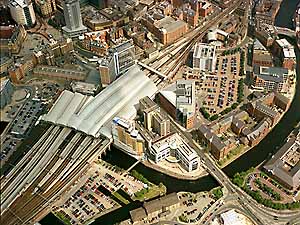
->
[[0, 0, 299, 225]]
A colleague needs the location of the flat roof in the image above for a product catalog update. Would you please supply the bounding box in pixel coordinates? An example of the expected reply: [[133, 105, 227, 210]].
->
[[264, 132, 300, 188]]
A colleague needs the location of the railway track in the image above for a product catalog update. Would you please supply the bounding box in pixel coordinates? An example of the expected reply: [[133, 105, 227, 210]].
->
[[144, 0, 244, 87], [0, 125, 110, 225]]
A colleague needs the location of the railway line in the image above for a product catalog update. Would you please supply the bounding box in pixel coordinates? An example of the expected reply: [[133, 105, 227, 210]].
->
[[143, 0, 244, 88], [0, 125, 111, 225]]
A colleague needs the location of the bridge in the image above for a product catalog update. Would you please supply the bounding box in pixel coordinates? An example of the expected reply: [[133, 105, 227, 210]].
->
[[275, 26, 296, 37], [137, 61, 167, 79]]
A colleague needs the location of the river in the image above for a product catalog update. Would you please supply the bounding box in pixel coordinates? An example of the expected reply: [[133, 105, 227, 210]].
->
[[40, 0, 300, 224]]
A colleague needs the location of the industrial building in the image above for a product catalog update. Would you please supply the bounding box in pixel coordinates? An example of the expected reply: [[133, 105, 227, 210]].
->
[[70, 81, 100, 96], [42, 65, 158, 138], [32, 65, 87, 81], [130, 193, 180, 224]]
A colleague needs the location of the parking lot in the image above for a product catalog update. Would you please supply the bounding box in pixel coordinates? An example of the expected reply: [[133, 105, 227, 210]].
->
[[177, 192, 215, 223], [53, 161, 145, 224], [186, 53, 241, 115], [247, 171, 298, 204], [0, 98, 44, 164]]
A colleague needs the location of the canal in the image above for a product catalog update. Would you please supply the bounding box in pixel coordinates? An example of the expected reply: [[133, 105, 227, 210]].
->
[[40, 0, 300, 224]]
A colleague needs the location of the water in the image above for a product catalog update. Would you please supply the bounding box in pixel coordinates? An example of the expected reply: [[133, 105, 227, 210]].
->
[[41, 1, 300, 224]]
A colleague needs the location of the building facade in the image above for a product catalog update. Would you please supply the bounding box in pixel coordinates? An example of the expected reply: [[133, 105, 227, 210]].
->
[[34, 0, 56, 17], [9, 0, 36, 27], [193, 43, 216, 72], [0, 78, 14, 109], [62, 0, 87, 37]]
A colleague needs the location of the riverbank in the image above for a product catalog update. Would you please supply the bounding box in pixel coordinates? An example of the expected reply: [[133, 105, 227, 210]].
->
[[142, 160, 209, 181]]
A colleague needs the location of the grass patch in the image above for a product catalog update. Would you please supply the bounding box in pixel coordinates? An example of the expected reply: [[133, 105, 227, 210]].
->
[[133, 182, 166, 201], [55, 212, 71, 225], [218, 144, 245, 166], [112, 191, 130, 205], [211, 187, 223, 200], [130, 170, 150, 185]]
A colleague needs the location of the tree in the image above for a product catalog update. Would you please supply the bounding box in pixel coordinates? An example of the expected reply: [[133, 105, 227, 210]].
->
[[210, 114, 219, 121], [212, 187, 223, 200], [200, 107, 210, 119]]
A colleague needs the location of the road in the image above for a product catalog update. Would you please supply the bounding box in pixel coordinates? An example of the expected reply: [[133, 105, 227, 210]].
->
[[140, 0, 300, 223], [167, 111, 300, 224]]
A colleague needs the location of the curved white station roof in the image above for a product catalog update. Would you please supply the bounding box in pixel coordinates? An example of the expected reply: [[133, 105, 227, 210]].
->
[[42, 65, 157, 137]]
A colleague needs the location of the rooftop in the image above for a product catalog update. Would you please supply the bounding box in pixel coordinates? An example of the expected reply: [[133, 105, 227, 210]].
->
[[143, 193, 179, 214], [264, 131, 300, 188], [42, 65, 157, 138]]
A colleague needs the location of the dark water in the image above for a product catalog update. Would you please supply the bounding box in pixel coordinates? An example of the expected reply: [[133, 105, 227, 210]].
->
[[41, 1, 300, 224], [0, 121, 9, 135], [224, 0, 300, 177]]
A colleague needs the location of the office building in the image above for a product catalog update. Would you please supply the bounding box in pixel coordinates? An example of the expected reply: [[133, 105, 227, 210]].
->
[[150, 133, 200, 172], [152, 113, 170, 137], [139, 96, 170, 137], [62, 0, 87, 37], [9, 59, 34, 83], [98, 56, 116, 86], [197, 124, 236, 160], [176, 80, 196, 129], [0, 25, 26, 54], [143, 15, 188, 45], [193, 43, 216, 72], [199, 1, 212, 17], [8, 0, 36, 27], [0, 78, 14, 109], [251, 65, 288, 92], [98, 39, 135, 85], [111, 39, 135, 76], [34, 0, 56, 17], [264, 130, 300, 190], [33, 38, 74, 66], [158, 80, 196, 129], [112, 117, 145, 156], [252, 39, 273, 67], [273, 39, 296, 71]]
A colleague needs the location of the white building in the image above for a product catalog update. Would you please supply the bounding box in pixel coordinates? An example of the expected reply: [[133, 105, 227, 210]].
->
[[275, 39, 296, 59], [193, 43, 216, 72], [9, 0, 36, 27], [220, 209, 251, 225], [42, 65, 158, 138], [62, 0, 87, 37], [150, 133, 200, 172]]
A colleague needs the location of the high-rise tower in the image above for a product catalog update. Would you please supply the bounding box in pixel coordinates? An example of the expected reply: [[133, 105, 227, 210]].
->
[[62, 0, 87, 37], [9, 0, 36, 27]]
